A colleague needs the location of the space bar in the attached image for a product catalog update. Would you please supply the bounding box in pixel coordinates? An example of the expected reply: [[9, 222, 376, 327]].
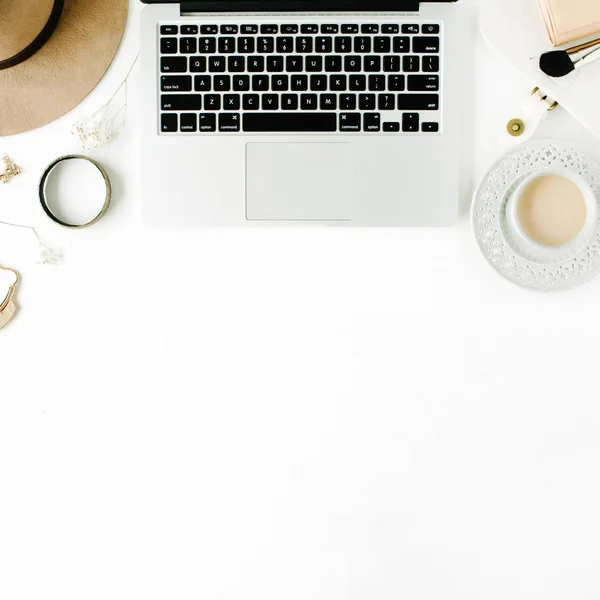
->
[[243, 113, 337, 132]]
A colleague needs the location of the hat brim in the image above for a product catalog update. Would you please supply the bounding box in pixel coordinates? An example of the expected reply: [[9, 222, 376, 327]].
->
[[0, 0, 128, 137]]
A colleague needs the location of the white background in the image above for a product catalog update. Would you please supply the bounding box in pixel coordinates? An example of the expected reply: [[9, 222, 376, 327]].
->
[[2, 0, 600, 598]]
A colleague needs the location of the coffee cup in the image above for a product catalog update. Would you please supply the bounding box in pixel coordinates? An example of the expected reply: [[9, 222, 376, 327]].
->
[[506, 169, 598, 262]]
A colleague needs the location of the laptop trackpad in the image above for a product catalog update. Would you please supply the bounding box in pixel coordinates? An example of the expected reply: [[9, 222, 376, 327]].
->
[[246, 143, 353, 221]]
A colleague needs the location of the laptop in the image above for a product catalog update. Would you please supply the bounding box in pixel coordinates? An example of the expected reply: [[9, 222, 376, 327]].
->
[[140, 0, 460, 226]]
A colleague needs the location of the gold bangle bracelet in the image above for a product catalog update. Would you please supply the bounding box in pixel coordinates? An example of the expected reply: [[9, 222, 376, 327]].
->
[[38, 155, 112, 229]]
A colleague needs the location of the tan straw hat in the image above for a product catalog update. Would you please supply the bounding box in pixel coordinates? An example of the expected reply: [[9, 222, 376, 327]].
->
[[0, 0, 128, 137]]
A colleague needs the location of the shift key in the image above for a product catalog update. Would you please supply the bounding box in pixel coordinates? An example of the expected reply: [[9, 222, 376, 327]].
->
[[397, 94, 439, 110], [161, 94, 202, 111]]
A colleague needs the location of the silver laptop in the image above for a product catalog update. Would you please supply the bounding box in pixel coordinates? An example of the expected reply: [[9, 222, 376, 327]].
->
[[140, 0, 460, 226]]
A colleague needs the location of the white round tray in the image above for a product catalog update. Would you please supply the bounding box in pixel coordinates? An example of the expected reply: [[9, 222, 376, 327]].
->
[[471, 141, 600, 292]]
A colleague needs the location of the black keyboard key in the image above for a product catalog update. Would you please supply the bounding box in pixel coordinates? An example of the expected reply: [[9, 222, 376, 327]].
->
[[342, 24, 359, 34], [316, 37, 333, 53], [228, 56, 245, 72], [276, 36, 294, 53], [382, 25, 399, 34], [182, 25, 199, 35], [362, 24, 379, 34], [374, 37, 391, 53], [349, 74, 367, 91], [161, 56, 187, 73], [161, 25, 178, 35], [252, 74, 269, 90], [339, 113, 361, 132], [301, 24, 319, 34], [408, 75, 439, 91], [296, 37, 313, 53], [354, 37, 372, 53], [261, 25, 278, 34], [214, 75, 231, 91], [325, 56, 342, 72], [199, 113, 217, 132], [330, 74, 347, 91], [243, 94, 260, 110], [161, 94, 202, 111], [383, 122, 400, 132], [219, 113, 241, 132], [201, 25, 218, 35], [238, 37, 255, 53], [291, 75, 308, 90], [359, 94, 376, 110], [422, 122, 439, 132], [190, 56, 207, 72], [262, 94, 279, 110], [242, 25, 259, 34], [413, 36, 440, 53], [224, 94, 241, 110], [180, 113, 197, 132], [384, 55, 401, 72], [208, 56, 226, 72], [320, 94, 337, 110], [161, 113, 177, 132], [258, 37, 275, 53], [272, 74, 289, 91], [423, 56, 440, 72], [335, 37, 352, 53], [423, 24, 440, 35], [364, 113, 381, 132], [364, 57, 381, 72], [403, 55, 420, 72], [248, 56, 265, 72], [344, 56, 362, 72], [393, 37, 410, 53], [310, 75, 327, 90], [204, 94, 221, 110], [282, 25, 299, 34], [243, 113, 337, 132], [221, 25, 239, 34], [397, 94, 439, 110], [218, 37, 236, 53], [322, 24, 339, 34], [286, 56, 303, 72], [368, 75, 385, 91], [233, 75, 250, 91], [378, 93, 395, 110], [199, 37, 217, 53], [161, 75, 192, 92], [306, 56, 323, 72], [282, 94, 299, 110], [340, 93, 357, 110], [388, 75, 405, 91], [267, 56, 284, 72], [403, 112, 419, 132], [402, 24, 419, 34], [194, 75, 211, 91], [160, 38, 177, 54]]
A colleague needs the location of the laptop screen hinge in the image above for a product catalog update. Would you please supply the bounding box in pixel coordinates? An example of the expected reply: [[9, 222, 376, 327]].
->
[[180, 2, 420, 13]]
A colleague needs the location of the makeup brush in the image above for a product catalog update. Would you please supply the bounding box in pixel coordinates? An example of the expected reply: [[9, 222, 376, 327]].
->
[[540, 38, 600, 77]]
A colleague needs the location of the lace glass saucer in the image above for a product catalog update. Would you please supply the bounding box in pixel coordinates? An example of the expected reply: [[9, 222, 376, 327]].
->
[[471, 141, 600, 292]]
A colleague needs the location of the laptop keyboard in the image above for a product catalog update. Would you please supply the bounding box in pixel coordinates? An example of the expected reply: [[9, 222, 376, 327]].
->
[[158, 22, 442, 135]]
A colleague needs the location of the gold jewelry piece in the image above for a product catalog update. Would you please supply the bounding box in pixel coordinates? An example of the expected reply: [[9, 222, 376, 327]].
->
[[0, 155, 21, 184], [0, 267, 19, 330]]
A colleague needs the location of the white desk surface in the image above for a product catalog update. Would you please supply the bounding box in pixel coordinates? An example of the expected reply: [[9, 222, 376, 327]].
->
[[2, 1, 600, 598]]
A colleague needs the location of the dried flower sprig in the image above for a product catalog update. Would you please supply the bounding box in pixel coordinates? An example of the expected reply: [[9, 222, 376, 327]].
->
[[0, 155, 21, 184], [72, 55, 139, 151], [0, 221, 62, 265]]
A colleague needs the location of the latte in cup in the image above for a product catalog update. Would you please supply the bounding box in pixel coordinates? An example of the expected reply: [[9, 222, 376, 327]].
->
[[516, 174, 587, 246]]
